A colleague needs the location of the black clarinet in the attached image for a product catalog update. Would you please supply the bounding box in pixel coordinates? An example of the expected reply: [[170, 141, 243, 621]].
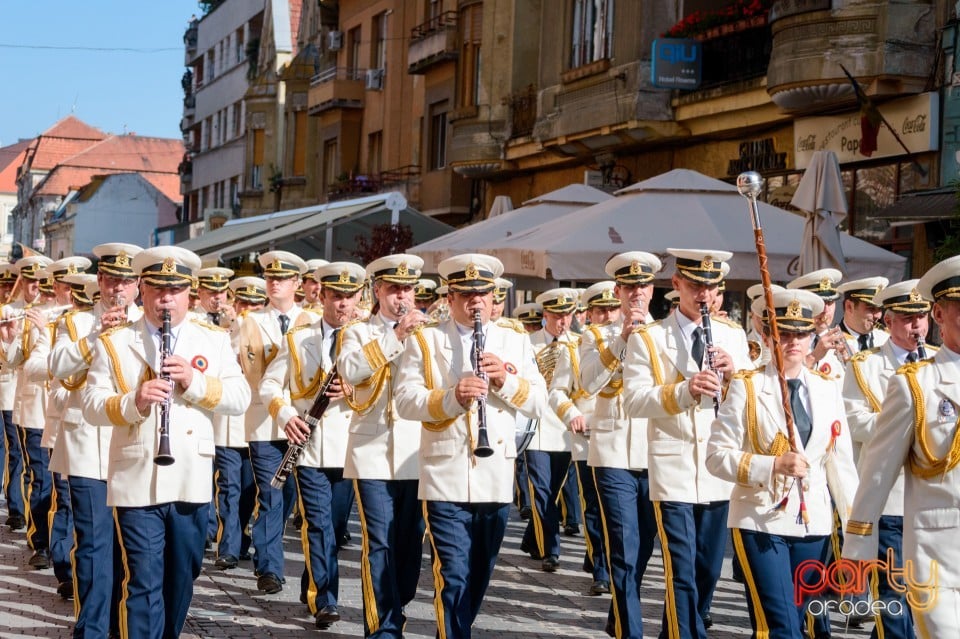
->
[[271, 365, 339, 488], [154, 309, 175, 466], [471, 309, 494, 458], [915, 333, 928, 360], [698, 302, 722, 417]]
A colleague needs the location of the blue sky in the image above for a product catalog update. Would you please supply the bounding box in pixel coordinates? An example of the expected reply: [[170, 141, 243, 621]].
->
[[0, 0, 203, 146]]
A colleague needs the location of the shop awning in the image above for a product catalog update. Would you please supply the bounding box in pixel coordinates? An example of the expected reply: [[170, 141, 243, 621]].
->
[[177, 208, 319, 256], [870, 187, 958, 221]]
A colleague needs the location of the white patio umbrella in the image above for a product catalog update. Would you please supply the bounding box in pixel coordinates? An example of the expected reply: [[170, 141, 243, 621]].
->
[[790, 150, 849, 275]]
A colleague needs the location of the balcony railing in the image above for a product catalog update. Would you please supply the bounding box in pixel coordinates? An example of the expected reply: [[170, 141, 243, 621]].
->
[[696, 22, 771, 90], [507, 85, 537, 138], [408, 11, 458, 74], [309, 67, 366, 114], [327, 165, 421, 202]]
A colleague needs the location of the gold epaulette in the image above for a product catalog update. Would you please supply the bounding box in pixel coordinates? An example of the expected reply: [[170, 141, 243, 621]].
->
[[732, 368, 758, 381], [285, 322, 312, 336], [925, 344, 940, 356], [496, 317, 526, 334], [713, 315, 742, 329], [850, 347, 880, 363], [808, 367, 834, 380], [631, 319, 662, 334], [190, 318, 228, 332], [97, 321, 131, 340]]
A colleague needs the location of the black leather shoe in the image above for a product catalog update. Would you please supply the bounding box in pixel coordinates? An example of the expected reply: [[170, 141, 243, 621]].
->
[[337, 531, 351, 548], [215, 554, 238, 570], [519, 506, 532, 520], [57, 581, 74, 600], [292, 513, 303, 530], [6, 513, 25, 530], [28, 548, 50, 569], [257, 573, 283, 594], [563, 524, 580, 536], [238, 550, 252, 561], [589, 580, 610, 596], [702, 612, 713, 629], [604, 620, 616, 637], [519, 540, 542, 560], [314, 604, 341, 628], [541, 555, 560, 572]]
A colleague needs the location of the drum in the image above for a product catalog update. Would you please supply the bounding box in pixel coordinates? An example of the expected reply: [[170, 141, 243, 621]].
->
[[515, 414, 538, 455]]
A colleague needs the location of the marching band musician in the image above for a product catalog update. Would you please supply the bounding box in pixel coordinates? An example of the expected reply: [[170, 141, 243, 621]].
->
[[49, 242, 143, 638], [0, 262, 25, 532], [394, 253, 548, 639], [521, 287, 580, 572], [552, 280, 618, 596], [513, 301, 543, 335], [80, 245, 250, 639], [261, 261, 365, 629], [837, 277, 890, 354], [787, 268, 845, 378], [745, 283, 785, 368], [623, 248, 752, 638], [491, 277, 513, 322], [510, 302, 542, 519], [239, 250, 318, 595], [579, 251, 661, 639], [0, 254, 54, 569], [414, 277, 438, 314], [301, 259, 330, 313], [338, 253, 426, 638], [843, 279, 934, 639], [190, 267, 235, 329], [706, 289, 859, 639], [211, 276, 268, 570], [842, 255, 960, 635]]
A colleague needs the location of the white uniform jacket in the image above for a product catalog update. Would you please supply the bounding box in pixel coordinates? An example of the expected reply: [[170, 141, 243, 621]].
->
[[260, 319, 350, 469], [81, 317, 250, 507], [525, 328, 575, 453], [842, 342, 926, 517], [843, 347, 960, 588], [550, 338, 594, 462], [707, 365, 859, 536], [623, 312, 752, 503], [48, 303, 143, 479], [33, 320, 67, 450], [338, 314, 421, 481], [238, 306, 317, 442], [579, 320, 648, 470], [841, 324, 889, 357], [3, 301, 60, 430], [394, 318, 548, 503]]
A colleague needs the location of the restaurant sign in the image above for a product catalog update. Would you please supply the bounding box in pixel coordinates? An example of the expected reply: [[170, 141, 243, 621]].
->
[[794, 92, 938, 169]]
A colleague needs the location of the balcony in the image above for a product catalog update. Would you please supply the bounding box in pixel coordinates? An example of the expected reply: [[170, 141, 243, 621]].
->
[[507, 85, 537, 139], [327, 165, 421, 202], [695, 21, 771, 91], [308, 67, 366, 114], [408, 11, 458, 75], [183, 20, 198, 64]]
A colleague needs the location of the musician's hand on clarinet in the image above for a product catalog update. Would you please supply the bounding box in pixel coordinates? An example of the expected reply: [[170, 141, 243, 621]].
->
[[324, 376, 348, 400], [478, 352, 505, 389], [136, 378, 173, 415], [284, 415, 311, 445], [688, 369, 722, 401], [569, 415, 587, 434], [773, 451, 810, 479], [162, 354, 194, 390], [708, 346, 735, 376], [455, 375, 488, 409]]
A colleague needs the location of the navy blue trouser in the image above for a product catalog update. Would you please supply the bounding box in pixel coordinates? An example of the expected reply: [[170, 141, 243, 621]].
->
[[594, 467, 657, 639], [49, 471, 74, 585], [733, 528, 831, 639], [424, 501, 509, 639], [1, 409, 24, 517], [560, 462, 582, 528], [522, 449, 572, 559], [870, 515, 914, 639], [22, 427, 50, 550], [654, 500, 730, 639], [249, 439, 297, 579], [355, 479, 423, 637], [213, 445, 255, 560], [575, 461, 608, 583], [514, 455, 530, 512], [295, 466, 345, 613], [332, 477, 354, 544], [115, 502, 208, 639], [69, 476, 120, 639]]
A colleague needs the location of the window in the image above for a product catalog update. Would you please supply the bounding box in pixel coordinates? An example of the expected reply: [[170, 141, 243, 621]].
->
[[347, 26, 362, 75], [372, 12, 387, 71], [292, 110, 308, 177], [428, 101, 448, 170], [428, 0, 442, 21], [206, 49, 216, 81], [323, 139, 339, 191], [235, 27, 245, 64], [570, 0, 614, 68], [251, 129, 265, 189], [232, 101, 243, 139], [458, 3, 482, 108], [203, 117, 212, 150], [368, 131, 383, 176]]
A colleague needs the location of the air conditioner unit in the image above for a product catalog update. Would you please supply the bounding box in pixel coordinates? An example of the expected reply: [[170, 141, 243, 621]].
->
[[365, 68, 384, 90], [327, 30, 343, 52]]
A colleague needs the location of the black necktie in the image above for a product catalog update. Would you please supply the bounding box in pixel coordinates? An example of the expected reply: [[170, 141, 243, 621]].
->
[[329, 327, 341, 360], [787, 379, 812, 447], [857, 332, 871, 351], [278, 313, 290, 335], [906, 351, 919, 363], [691, 326, 705, 370]]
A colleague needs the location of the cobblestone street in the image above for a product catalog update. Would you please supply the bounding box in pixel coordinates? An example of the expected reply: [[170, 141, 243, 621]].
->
[[0, 502, 873, 638]]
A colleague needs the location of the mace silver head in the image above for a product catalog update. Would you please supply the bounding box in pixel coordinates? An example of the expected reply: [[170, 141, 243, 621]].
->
[[736, 171, 764, 199]]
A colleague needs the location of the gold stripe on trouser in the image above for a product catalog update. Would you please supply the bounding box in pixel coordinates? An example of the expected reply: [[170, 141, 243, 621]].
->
[[213, 469, 224, 545], [112, 509, 131, 639], [21, 429, 36, 549], [731, 529, 770, 638], [573, 464, 595, 564], [591, 467, 621, 638], [421, 501, 447, 639], [70, 523, 80, 619], [557, 462, 570, 524], [247, 445, 260, 522], [294, 470, 318, 614], [652, 501, 680, 639], [525, 452, 546, 557], [869, 566, 885, 639], [353, 479, 381, 633]]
